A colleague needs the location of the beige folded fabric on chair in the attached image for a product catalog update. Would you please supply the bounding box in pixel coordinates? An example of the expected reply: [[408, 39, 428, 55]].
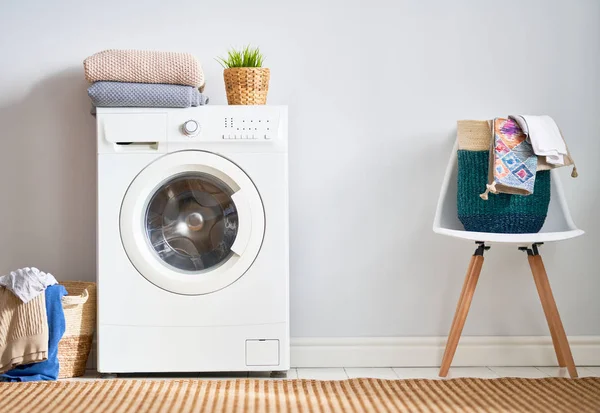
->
[[84, 49, 205, 88], [537, 147, 575, 171], [533, 133, 577, 176], [0, 287, 48, 373]]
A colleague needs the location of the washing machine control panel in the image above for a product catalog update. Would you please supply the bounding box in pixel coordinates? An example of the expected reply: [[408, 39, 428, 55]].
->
[[96, 106, 287, 153], [170, 108, 282, 143], [220, 116, 276, 140]]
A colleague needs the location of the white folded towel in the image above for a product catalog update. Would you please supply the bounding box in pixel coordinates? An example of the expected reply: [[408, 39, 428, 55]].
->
[[0, 267, 58, 303], [509, 115, 567, 166]]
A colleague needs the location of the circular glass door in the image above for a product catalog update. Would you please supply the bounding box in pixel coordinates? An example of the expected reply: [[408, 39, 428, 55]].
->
[[145, 172, 239, 273], [120, 150, 265, 295]]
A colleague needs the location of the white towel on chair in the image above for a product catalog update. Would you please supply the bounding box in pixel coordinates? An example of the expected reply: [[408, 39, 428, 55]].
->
[[509, 115, 567, 166]]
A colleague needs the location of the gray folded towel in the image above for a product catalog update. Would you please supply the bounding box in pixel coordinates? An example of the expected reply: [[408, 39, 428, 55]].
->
[[88, 81, 209, 108]]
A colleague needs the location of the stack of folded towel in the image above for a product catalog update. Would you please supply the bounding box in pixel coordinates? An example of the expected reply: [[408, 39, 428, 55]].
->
[[84, 49, 209, 108]]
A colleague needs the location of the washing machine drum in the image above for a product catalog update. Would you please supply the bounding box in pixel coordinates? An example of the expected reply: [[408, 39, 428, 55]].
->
[[120, 151, 265, 295]]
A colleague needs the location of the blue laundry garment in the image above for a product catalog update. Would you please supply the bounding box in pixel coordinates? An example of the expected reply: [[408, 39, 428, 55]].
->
[[1, 284, 67, 382]]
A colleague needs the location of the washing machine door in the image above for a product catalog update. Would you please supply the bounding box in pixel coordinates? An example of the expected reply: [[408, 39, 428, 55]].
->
[[120, 150, 265, 295]]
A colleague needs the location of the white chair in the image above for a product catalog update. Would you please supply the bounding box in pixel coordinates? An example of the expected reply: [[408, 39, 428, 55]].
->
[[433, 141, 584, 378]]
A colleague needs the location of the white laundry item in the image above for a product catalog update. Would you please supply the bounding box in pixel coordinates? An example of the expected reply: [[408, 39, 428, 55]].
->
[[0, 267, 58, 303], [509, 115, 567, 166]]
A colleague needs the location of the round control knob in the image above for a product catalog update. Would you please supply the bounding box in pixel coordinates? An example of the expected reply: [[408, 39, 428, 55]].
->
[[183, 120, 199, 136]]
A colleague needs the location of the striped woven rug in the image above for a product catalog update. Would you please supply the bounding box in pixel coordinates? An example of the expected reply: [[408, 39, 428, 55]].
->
[[0, 378, 599, 413]]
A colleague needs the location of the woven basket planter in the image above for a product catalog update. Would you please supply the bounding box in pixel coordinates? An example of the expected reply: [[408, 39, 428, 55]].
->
[[58, 281, 96, 379], [223, 67, 270, 105], [457, 150, 550, 233]]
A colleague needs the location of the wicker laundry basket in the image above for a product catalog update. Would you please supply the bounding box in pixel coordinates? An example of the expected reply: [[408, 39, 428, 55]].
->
[[58, 281, 96, 379], [456, 120, 551, 234], [223, 67, 270, 105], [457, 120, 492, 151]]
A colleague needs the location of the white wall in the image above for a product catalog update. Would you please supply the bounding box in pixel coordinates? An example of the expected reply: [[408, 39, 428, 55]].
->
[[1, 0, 598, 339]]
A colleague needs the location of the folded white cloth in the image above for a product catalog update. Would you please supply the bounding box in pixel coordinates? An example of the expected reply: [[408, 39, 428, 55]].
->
[[509, 115, 567, 166], [0, 267, 57, 303]]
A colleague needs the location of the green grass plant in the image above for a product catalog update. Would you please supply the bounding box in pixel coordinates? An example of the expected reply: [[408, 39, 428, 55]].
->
[[216, 45, 265, 68]]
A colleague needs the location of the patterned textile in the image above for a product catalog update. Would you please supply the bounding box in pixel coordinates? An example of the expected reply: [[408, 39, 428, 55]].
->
[[88, 82, 209, 108], [84, 49, 205, 88], [480, 118, 538, 200]]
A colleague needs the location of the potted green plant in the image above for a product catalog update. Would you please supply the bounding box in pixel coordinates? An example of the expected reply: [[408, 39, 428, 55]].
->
[[216, 46, 269, 105]]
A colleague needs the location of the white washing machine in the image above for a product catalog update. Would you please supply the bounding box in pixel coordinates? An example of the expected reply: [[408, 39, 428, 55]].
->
[[96, 106, 289, 373]]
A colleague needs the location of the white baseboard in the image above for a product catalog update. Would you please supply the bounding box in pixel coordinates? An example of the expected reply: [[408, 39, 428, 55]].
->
[[290, 336, 600, 367], [87, 336, 600, 369]]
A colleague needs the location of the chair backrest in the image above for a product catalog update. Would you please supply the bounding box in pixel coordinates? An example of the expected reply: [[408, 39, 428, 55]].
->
[[433, 141, 581, 236]]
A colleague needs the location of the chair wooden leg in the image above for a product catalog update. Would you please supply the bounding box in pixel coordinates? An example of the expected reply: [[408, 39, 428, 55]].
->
[[439, 248, 485, 377], [528, 252, 577, 378], [527, 255, 566, 367], [448, 255, 475, 333]]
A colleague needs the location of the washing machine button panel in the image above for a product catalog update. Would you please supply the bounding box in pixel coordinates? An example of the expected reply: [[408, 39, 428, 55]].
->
[[177, 115, 278, 141], [221, 115, 276, 141]]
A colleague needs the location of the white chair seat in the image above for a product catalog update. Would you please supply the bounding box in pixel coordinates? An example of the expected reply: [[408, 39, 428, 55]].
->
[[434, 227, 584, 245], [433, 141, 583, 245]]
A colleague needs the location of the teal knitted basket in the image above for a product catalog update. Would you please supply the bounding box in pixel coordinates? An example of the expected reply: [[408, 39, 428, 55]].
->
[[457, 150, 550, 233]]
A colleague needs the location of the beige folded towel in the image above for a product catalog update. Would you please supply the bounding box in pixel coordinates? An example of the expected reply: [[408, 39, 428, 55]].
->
[[0, 287, 48, 373], [84, 49, 205, 88]]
